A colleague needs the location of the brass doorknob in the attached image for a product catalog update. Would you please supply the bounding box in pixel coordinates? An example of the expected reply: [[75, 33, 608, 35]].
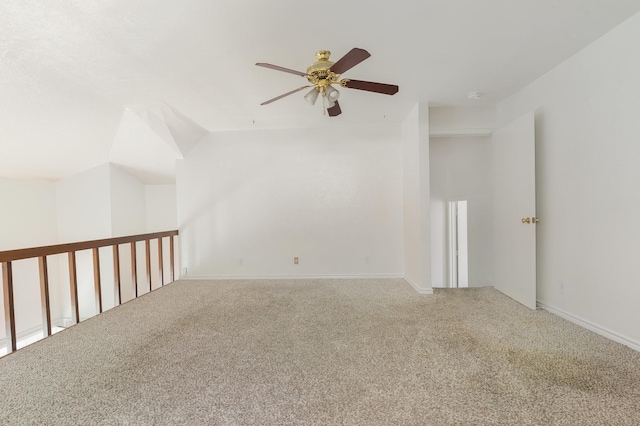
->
[[533, 217, 540, 223], [522, 217, 531, 224]]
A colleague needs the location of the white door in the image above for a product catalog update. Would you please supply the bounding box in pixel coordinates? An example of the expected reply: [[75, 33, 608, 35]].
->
[[447, 200, 468, 288], [492, 112, 537, 309]]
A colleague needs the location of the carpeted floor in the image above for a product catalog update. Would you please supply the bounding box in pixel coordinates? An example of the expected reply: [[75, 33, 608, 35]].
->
[[0, 279, 639, 425]]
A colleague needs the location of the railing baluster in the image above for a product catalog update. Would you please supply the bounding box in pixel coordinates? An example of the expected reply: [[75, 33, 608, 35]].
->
[[92, 248, 102, 314], [38, 256, 52, 337], [130, 242, 138, 298], [145, 239, 151, 292], [0, 231, 177, 355], [113, 245, 121, 305], [2, 261, 17, 353], [170, 235, 175, 282], [158, 237, 164, 287], [68, 251, 79, 324]]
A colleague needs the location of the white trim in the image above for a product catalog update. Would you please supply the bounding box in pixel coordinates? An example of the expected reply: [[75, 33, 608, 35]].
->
[[0, 324, 43, 348], [179, 273, 405, 281], [429, 128, 496, 138], [403, 276, 434, 295], [537, 300, 640, 352], [52, 317, 65, 328]]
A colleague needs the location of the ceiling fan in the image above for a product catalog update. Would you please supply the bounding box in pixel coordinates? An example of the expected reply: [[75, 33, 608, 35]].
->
[[256, 48, 399, 117]]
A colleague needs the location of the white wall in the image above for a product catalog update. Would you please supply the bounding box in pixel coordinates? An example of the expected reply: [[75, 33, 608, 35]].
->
[[146, 185, 178, 232], [497, 11, 640, 347], [110, 164, 150, 307], [145, 185, 179, 287], [401, 103, 431, 293], [430, 136, 494, 287], [55, 163, 150, 320], [110, 164, 146, 237], [0, 177, 61, 342], [177, 126, 404, 278], [56, 164, 112, 242], [0, 177, 59, 250], [55, 164, 112, 321], [430, 107, 496, 136]]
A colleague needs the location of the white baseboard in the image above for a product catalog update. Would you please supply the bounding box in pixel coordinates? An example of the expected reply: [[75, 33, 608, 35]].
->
[[0, 316, 74, 347], [179, 273, 405, 281], [429, 127, 496, 138], [59, 318, 76, 328], [537, 301, 640, 352], [0, 324, 43, 348], [403, 276, 434, 295]]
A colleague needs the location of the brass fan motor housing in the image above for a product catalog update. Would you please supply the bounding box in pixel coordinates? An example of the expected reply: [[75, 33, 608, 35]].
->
[[306, 50, 340, 88]]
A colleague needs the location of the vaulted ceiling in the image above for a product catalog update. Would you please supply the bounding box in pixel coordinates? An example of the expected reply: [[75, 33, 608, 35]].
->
[[2, 1, 639, 183]]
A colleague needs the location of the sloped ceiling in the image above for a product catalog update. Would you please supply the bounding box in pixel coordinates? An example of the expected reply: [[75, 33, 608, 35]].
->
[[1, 1, 640, 183], [108, 104, 208, 183]]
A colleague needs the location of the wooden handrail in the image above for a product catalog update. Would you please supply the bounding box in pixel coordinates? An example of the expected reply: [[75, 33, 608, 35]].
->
[[0, 230, 178, 262], [1, 229, 179, 355]]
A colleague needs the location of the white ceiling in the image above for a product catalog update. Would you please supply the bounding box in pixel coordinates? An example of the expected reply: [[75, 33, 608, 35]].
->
[[2, 1, 640, 183]]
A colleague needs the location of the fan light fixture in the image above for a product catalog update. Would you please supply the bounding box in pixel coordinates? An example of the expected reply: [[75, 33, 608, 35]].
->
[[256, 48, 399, 117], [304, 88, 320, 105], [324, 85, 340, 102]]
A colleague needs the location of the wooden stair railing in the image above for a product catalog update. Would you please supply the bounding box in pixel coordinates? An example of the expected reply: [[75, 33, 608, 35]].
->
[[0, 230, 179, 355]]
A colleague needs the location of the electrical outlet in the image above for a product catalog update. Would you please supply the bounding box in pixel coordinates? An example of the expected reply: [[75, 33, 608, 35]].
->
[[559, 281, 565, 294], [294, 257, 299, 265], [181, 267, 188, 276], [239, 258, 244, 266]]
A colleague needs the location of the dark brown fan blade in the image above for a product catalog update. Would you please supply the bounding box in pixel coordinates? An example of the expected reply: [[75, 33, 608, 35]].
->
[[256, 63, 308, 77], [329, 48, 371, 75], [343, 79, 399, 95], [260, 86, 310, 105], [327, 101, 342, 117]]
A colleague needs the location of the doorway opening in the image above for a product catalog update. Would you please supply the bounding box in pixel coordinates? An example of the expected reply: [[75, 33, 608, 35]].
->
[[448, 200, 468, 288]]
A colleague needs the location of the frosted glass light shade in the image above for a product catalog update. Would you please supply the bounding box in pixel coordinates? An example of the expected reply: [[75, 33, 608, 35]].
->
[[325, 85, 340, 101], [304, 88, 320, 105]]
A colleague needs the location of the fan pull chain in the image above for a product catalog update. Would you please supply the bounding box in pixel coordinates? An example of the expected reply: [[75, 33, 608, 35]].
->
[[322, 93, 327, 115]]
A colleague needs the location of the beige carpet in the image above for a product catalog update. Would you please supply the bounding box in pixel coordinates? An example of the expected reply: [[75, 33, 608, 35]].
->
[[0, 279, 639, 425]]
